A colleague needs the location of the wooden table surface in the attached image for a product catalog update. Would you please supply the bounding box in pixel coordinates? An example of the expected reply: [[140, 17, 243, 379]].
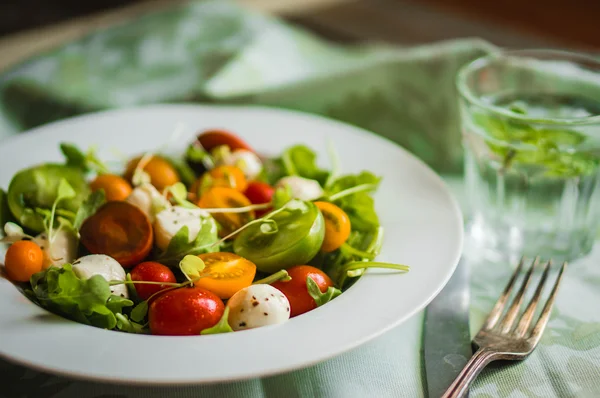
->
[[0, 0, 596, 72]]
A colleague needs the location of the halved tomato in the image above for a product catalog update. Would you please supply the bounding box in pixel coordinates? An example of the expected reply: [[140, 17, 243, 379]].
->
[[195, 252, 257, 299]]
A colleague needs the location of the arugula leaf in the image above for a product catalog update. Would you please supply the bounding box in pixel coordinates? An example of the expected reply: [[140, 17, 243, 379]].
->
[[30, 264, 133, 330], [130, 300, 149, 323], [306, 276, 341, 306], [0, 189, 14, 237], [163, 156, 196, 188], [73, 190, 106, 231], [179, 255, 206, 281], [60, 143, 87, 170], [115, 313, 147, 334], [200, 307, 233, 335], [274, 145, 330, 186], [157, 218, 219, 266], [328, 171, 381, 232], [60, 143, 110, 174]]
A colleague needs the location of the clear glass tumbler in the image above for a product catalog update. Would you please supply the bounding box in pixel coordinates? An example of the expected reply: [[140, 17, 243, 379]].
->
[[456, 50, 600, 262]]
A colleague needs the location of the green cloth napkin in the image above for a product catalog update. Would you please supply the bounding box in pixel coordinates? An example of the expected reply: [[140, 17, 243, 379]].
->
[[1, 1, 600, 397]]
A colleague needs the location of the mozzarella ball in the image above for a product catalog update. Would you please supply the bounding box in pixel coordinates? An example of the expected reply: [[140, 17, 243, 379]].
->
[[227, 284, 290, 331], [33, 229, 78, 269], [72, 254, 128, 298], [154, 206, 212, 251], [222, 149, 263, 180], [125, 183, 167, 223], [275, 176, 324, 201]]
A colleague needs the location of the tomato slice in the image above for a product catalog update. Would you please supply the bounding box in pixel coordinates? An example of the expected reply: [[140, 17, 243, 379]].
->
[[233, 200, 325, 273], [197, 186, 255, 236], [80, 201, 153, 267], [197, 129, 254, 153], [195, 252, 257, 299]]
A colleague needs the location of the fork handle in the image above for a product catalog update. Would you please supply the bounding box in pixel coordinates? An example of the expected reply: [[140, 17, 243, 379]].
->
[[441, 348, 496, 398]]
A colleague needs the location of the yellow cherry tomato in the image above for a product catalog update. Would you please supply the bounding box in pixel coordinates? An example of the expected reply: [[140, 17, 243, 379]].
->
[[124, 155, 180, 191], [90, 174, 133, 202], [197, 187, 255, 237], [195, 252, 257, 299], [314, 201, 351, 253], [194, 165, 247, 195], [4, 240, 44, 282]]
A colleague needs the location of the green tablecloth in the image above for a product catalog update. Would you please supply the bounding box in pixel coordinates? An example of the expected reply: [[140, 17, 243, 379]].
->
[[1, 1, 599, 397]]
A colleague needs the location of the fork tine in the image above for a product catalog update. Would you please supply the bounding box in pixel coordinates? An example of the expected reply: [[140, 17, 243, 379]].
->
[[498, 257, 539, 334], [529, 262, 567, 344], [513, 260, 552, 337], [481, 257, 527, 331]]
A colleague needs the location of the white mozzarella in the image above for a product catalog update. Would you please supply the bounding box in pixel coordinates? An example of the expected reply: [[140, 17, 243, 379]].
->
[[125, 183, 167, 223], [222, 150, 263, 180], [227, 284, 290, 331], [33, 229, 78, 269], [154, 206, 212, 251], [275, 176, 324, 201], [72, 254, 128, 298]]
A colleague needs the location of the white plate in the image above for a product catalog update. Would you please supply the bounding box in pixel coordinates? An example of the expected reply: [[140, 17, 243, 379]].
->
[[0, 105, 463, 385]]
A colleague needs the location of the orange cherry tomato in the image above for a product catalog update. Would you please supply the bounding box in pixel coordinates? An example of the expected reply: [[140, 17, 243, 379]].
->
[[314, 202, 351, 252], [197, 129, 254, 153], [124, 155, 180, 192], [4, 240, 44, 282], [202, 165, 248, 192], [80, 202, 153, 267], [90, 174, 133, 202], [197, 187, 255, 237], [195, 252, 257, 299]]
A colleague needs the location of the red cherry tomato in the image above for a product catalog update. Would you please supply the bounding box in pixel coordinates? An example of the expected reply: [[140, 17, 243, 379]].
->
[[130, 262, 176, 301], [197, 129, 254, 153], [271, 265, 335, 317], [244, 181, 275, 217], [149, 287, 224, 336]]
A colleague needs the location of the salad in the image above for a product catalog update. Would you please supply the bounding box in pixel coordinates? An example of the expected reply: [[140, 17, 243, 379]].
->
[[0, 129, 409, 336]]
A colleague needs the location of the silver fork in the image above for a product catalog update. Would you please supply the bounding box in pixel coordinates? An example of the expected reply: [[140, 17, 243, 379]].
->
[[442, 257, 567, 398]]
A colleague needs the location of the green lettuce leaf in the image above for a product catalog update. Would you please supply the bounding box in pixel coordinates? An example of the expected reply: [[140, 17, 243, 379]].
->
[[30, 264, 133, 329], [269, 145, 330, 186], [328, 171, 381, 232], [0, 189, 14, 237], [157, 217, 220, 266], [72, 190, 106, 231], [200, 307, 233, 335], [60, 142, 110, 174]]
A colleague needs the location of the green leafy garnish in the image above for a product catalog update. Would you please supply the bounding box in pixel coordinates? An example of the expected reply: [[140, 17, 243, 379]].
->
[[200, 307, 233, 335], [306, 276, 342, 306], [115, 313, 147, 334], [253, 270, 291, 285], [60, 143, 111, 174], [30, 264, 134, 329], [179, 254, 206, 281], [164, 182, 196, 209], [45, 179, 76, 242], [0, 189, 13, 237], [163, 156, 196, 187], [157, 219, 219, 266], [130, 300, 149, 323], [72, 190, 106, 231], [327, 171, 381, 232], [279, 145, 330, 186]]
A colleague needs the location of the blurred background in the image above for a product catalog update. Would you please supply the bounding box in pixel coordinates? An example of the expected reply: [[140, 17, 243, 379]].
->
[[1, 0, 599, 50]]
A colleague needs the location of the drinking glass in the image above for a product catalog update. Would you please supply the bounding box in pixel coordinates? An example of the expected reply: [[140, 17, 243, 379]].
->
[[456, 50, 600, 262]]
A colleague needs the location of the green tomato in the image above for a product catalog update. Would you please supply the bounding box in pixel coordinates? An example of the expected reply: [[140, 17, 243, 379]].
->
[[233, 200, 325, 273], [7, 164, 90, 232]]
